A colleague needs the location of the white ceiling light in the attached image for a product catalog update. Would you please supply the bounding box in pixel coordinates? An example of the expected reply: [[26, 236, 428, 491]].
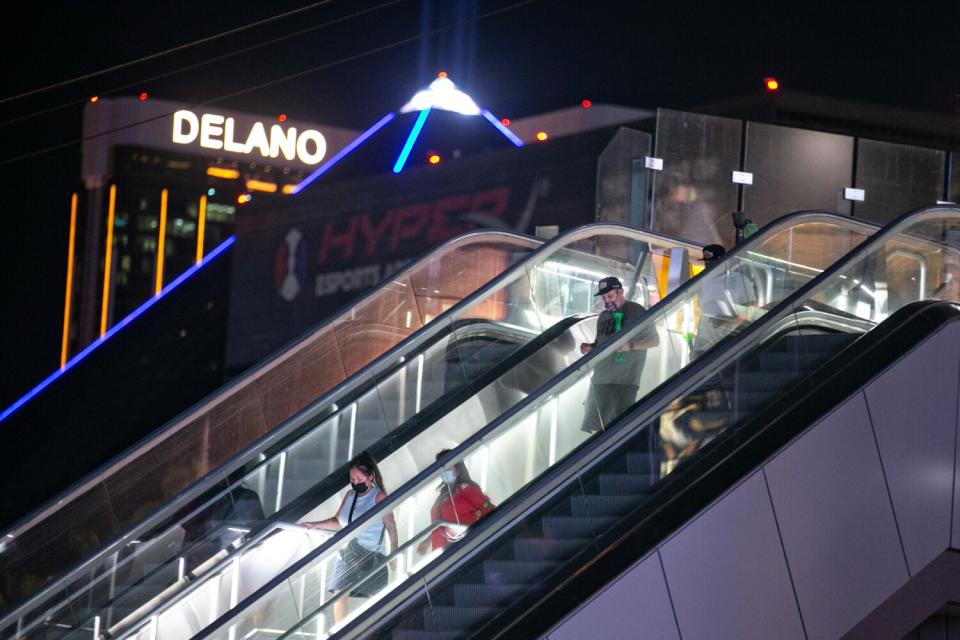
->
[[401, 76, 482, 116]]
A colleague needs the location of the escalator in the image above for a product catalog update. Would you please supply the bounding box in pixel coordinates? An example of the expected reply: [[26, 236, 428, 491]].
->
[[0, 225, 702, 640], [313, 205, 960, 640], [0, 229, 540, 629], [153, 211, 886, 640]]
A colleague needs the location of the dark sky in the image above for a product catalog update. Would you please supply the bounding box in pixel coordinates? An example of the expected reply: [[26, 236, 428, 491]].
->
[[1, 0, 958, 406]]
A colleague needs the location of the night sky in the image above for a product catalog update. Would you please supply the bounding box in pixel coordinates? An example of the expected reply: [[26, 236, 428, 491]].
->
[[2, 0, 958, 406]]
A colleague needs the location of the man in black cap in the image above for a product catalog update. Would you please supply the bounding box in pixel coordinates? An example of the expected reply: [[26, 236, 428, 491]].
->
[[693, 242, 758, 356], [579, 276, 659, 434], [701, 244, 726, 263]]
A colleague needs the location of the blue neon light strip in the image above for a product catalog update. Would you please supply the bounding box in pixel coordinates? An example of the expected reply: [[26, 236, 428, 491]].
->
[[292, 112, 396, 194], [392, 108, 431, 174], [482, 109, 524, 147], [0, 236, 237, 425]]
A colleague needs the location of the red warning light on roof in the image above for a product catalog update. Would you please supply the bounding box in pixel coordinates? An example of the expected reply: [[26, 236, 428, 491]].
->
[[501, 118, 511, 126], [764, 77, 780, 92], [581, 99, 592, 108], [535, 131, 548, 142], [438, 71, 448, 78], [278, 114, 287, 123], [139, 92, 148, 101]]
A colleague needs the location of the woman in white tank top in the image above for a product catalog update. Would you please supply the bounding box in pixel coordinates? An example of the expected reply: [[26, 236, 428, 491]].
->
[[303, 452, 398, 623]]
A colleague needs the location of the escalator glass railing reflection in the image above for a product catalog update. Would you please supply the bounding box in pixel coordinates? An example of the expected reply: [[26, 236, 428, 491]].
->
[[341, 206, 960, 640], [3, 225, 702, 640], [180, 212, 879, 640], [0, 230, 537, 633]]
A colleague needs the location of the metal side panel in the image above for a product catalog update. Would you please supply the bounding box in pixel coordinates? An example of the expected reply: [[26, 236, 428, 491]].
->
[[546, 550, 679, 640], [660, 471, 805, 640], [764, 391, 909, 640], [864, 326, 960, 576]]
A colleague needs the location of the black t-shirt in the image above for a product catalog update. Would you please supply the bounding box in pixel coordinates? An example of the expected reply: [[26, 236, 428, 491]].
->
[[592, 300, 654, 385]]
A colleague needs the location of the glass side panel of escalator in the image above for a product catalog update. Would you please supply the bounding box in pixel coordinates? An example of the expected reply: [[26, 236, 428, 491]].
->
[[4, 226, 702, 640], [345, 207, 960, 640], [172, 212, 881, 640], [0, 231, 538, 636]]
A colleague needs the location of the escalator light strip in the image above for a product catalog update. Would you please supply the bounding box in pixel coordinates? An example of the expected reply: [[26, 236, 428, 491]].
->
[[100, 184, 117, 337], [155, 188, 168, 295], [0, 236, 236, 425], [196, 195, 207, 265], [292, 112, 396, 194], [392, 108, 430, 174], [60, 193, 78, 368], [481, 109, 524, 147]]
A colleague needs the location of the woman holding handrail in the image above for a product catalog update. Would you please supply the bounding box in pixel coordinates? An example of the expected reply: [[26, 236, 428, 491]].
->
[[417, 450, 495, 555], [303, 451, 398, 623]]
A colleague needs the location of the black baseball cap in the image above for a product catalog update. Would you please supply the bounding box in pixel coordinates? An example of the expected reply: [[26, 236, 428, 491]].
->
[[702, 244, 726, 261], [594, 276, 623, 296]]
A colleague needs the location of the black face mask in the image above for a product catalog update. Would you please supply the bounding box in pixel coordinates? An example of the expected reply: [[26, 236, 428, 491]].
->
[[351, 480, 368, 493]]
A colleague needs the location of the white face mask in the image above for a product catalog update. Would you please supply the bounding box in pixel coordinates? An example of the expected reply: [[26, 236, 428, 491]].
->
[[441, 469, 457, 484]]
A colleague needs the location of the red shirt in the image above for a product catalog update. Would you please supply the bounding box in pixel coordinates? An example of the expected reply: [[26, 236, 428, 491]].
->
[[430, 483, 493, 549]]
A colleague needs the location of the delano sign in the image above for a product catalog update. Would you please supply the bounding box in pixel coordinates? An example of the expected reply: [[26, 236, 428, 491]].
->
[[171, 110, 327, 165]]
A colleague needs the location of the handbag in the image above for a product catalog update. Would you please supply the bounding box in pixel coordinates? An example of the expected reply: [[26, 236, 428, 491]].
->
[[339, 492, 389, 598]]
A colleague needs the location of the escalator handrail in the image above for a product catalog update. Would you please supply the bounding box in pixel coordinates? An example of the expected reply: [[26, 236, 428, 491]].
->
[[0, 224, 699, 632], [188, 209, 881, 640], [331, 204, 960, 640]]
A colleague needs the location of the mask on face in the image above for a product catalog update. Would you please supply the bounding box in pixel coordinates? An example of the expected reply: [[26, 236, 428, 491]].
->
[[604, 300, 618, 311], [351, 480, 368, 493], [441, 469, 457, 484]]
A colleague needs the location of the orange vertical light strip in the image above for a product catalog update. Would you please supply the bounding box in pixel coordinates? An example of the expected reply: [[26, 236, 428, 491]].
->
[[99, 185, 117, 337], [60, 193, 79, 367], [155, 188, 168, 295], [196, 195, 207, 264]]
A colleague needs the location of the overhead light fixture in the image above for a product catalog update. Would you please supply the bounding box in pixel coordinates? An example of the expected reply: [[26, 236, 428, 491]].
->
[[401, 77, 481, 115]]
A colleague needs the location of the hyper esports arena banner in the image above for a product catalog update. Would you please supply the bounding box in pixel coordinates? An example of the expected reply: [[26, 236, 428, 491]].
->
[[225, 139, 601, 370]]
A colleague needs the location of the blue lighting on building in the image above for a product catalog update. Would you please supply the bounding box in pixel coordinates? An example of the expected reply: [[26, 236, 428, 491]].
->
[[0, 236, 237, 425], [292, 112, 397, 194], [482, 110, 524, 147], [392, 108, 431, 174]]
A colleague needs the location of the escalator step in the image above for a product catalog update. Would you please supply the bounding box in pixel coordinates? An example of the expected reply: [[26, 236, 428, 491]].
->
[[570, 494, 643, 518], [482, 559, 559, 585], [625, 452, 658, 476], [598, 473, 654, 495], [512, 537, 590, 562], [735, 372, 796, 391], [428, 605, 499, 631], [392, 630, 463, 640], [757, 352, 801, 371], [453, 583, 526, 607], [542, 516, 616, 539], [731, 391, 773, 412]]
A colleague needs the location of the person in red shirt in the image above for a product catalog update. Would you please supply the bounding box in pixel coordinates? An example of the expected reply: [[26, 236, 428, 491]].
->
[[417, 450, 494, 554]]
